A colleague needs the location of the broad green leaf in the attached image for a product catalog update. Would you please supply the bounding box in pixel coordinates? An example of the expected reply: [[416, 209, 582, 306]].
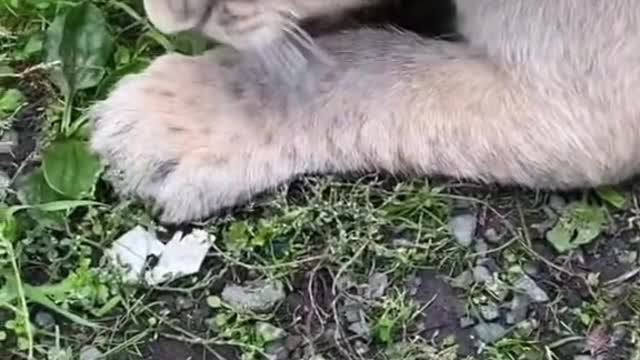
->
[[30, 200, 103, 212], [545, 223, 575, 254], [23, 285, 100, 329], [225, 221, 251, 250], [42, 139, 103, 199], [546, 202, 607, 253], [0, 65, 15, 85], [595, 186, 627, 209], [0, 273, 19, 305], [0, 209, 17, 243], [44, 2, 114, 96], [0, 88, 24, 114], [94, 58, 149, 99], [16, 168, 67, 230]]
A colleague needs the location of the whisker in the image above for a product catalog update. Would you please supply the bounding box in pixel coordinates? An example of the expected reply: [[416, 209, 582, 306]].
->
[[282, 20, 335, 65]]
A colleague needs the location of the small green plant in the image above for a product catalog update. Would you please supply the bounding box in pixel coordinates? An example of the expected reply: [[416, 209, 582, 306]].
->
[[372, 289, 418, 347], [206, 295, 280, 360], [0, 200, 107, 357], [0, 86, 24, 130], [546, 201, 607, 253]]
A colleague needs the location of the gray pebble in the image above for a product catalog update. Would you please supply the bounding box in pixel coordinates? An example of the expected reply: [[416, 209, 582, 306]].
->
[[474, 239, 489, 254], [221, 279, 286, 313], [549, 194, 567, 211], [348, 321, 370, 337], [479, 304, 500, 321], [366, 273, 389, 300], [617, 250, 638, 264], [573, 356, 593, 360], [34, 311, 55, 329], [284, 335, 303, 351], [473, 266, 493, 283], [354, 340, 369, 355], [79, 346, 103, 360], [513, 275, 549, 303], [507, 295, 531, 325], [523, 262, 540, 277], [449, 213, 477, 247], [459, 317, 476, 328], [451, 270, 474, 289], [0, 130, 18, 154], [0, 170, 9, 201], [483, 228, 502, 244], [343, 300, 370, 336], [265, 341, 289, 360], [256, 322, 286, 341], [175, 296, 194, 310], [474, 323, 507, 344]]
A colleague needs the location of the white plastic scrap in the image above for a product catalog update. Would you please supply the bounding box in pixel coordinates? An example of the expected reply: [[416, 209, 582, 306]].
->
[[106, 226, 215, 286]]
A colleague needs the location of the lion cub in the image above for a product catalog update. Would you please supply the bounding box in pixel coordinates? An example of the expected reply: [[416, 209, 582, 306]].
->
[[90, 1, 640, 223]]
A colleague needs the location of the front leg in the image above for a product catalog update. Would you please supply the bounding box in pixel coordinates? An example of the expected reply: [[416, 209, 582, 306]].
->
[[92, 27, 624, 224], [90, 49, 315, 223]]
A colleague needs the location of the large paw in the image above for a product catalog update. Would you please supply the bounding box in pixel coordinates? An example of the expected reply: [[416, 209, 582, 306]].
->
[[143, 0, 211, 34], [143, 0, 294, 49], [89, 50, 295, 223]]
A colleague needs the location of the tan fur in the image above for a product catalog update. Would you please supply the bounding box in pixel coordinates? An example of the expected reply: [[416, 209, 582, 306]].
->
[[143, 0, 375, 49], [91, 0, 640, 223]]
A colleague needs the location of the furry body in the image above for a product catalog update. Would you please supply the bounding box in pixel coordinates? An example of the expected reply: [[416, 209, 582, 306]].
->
[[91, 1, 640, 222]]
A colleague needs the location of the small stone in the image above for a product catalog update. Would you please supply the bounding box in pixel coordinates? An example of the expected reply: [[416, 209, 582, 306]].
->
[[474, 323, 507, 344], [348, 321, 370, 337], [335, 274, 356, 291], [366, 273, 389, 299], [221, 279, 286, 313], [392, 238, 413, 248], [617, 250, 638, 264], [473, 266, 493, 283], [265, 341, 289, 360], [449, 213, 477, 247], [474, 239, 489, 254], [284, 335, 303, 351], [256, 322, 286, 342], [479, 304, 500, 321], [79, 346, 103, 360], [343, 300, 370, 336], [0, 130, 17, 154], [514, 319, 537, 337], [34, 311, 55, 329], [483, 228, 502, 244], [612, 326, 627, 343], [609, 285, 626, 298], [573, 356, 593, 360], [549, 194, 566, 211], [318, 324, 338, 344], [175, 296, 194, 310], [523, 262, 540, 277], [507, 295, 531, 325], [459, 317, 476, 328], [0, 170, 9, 201], [344, 301, 364, 323], [451, 270, 474, 289], [354, 340, 369, 355], [513, 275, 549, 303], [407, 274, 422, 296]]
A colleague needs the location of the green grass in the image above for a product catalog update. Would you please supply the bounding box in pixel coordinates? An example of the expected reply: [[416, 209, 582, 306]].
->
[[1, 1, 640, 359]]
